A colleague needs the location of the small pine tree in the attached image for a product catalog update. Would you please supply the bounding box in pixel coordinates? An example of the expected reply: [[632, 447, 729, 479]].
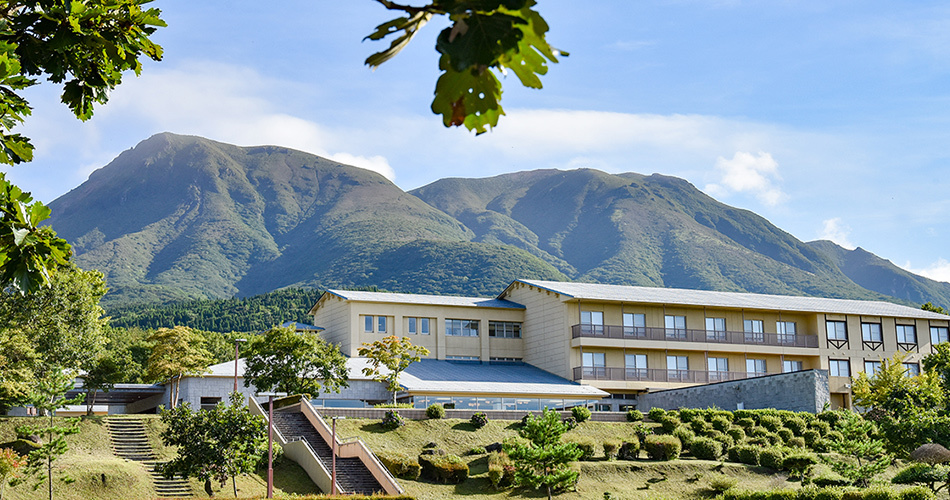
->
[[506, 408, 583, 500]]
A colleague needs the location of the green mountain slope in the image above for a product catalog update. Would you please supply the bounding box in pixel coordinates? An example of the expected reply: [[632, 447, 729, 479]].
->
[[47, 133, 564, 304], [807, 240, 950, 309]]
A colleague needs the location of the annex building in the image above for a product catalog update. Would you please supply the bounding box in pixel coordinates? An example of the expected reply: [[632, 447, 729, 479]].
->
[[310, 279, 950, 411]]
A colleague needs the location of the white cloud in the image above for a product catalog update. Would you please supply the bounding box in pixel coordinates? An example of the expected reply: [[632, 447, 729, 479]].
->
[[703, 151, 787, 206], [819, 218, 856, 250], [900, 258, 950, 283]]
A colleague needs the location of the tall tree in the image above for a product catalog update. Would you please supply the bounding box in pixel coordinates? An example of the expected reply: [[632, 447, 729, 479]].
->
[[145, 326, 213, 408], [366, 0, 563, 134], [0, 1, 164, 293], [159, 393, 267, 497], [242, 325, 349, 397], [358, 335, 429, 405], [505, 408, 582, 500], [0, 327, 35, 413]]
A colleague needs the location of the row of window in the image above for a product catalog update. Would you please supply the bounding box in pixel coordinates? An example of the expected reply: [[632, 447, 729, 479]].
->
[[828, 359, 921, 377], [582, 311, 798, 338], [581, 352, 804, 375], [827, 321, 948, 345], [362, 316, 522, 338]]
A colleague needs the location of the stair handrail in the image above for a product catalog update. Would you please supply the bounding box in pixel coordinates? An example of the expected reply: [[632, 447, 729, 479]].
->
[[248, 397, 343, 494], [299, 399, 404, 495], [293, 435, 347, 494]]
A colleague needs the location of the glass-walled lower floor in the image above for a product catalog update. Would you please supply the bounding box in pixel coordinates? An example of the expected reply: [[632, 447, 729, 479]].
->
[[405, 395, 603, 411]]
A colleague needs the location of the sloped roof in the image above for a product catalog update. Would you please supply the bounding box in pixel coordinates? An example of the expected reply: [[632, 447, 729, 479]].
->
[[310, 289, 524, 314], [203, 357, 376, 381], [505, 280, 949, 320], [398, 359, 607, 398]]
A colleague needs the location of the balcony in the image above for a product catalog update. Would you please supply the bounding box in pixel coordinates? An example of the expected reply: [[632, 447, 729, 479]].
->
[[571, 324, 819, 348], [572, 366, 773, 383]]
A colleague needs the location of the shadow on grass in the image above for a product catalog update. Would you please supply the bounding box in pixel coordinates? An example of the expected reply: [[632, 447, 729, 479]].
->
[[467, 455, 490, 476], [452, 422, 478, 432], [359, 422, 392, 434], [504, 422, 522, 431]]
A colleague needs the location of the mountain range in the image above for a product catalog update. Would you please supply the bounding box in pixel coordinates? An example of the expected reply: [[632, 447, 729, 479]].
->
[[45, 133, 950, 309]]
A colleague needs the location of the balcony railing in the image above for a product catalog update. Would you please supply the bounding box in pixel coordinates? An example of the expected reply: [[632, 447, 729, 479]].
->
[[571, 324, 819, 348], [572, 366, 775, 383]]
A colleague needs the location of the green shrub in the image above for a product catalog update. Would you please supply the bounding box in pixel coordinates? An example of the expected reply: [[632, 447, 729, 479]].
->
[[690, 437, 724, 460], [862, 488, 899, 500], [736, 417, 756, 429], [798, 486, 844, 500], [899, 486, 936, 500], [728, 445, 760, 466], [728, 426, 747, 442], [672, 425, 696, 447], [706, 430, 735, 448], [802, 429, 822, 446], [660, 415, 681, 433], [603, 440, 621, 460], [788, 437, 806, 448], [377, 451, 421, 480], [812, 475, 850, 488], [777, 428, 794, 443], [648, 407, 666, 421], [760, 415, 783, 432], [571, 406, 592, 423], [562, 416, 578, 430], [783, 452, 818, 479], [709, 476, 738, 493], [810, 420, 832, 436], [679, 408, 700, 422], [619, 439, 640, 460], [626, 409, 643, 422], [573, 438, 597, 460], [892, 463, 949, 487], [711, 415, 732, 432], [419, 454, 468, 483], [426, 404, 445, 419], [826, 430, 844, 443], [632, 422, 651, 443], [644, 434, 682, 461], [691, 418, 713, 435], [487, 451, 514, 489], [784, 417, 807, 435], [469, 446, 487, 455], [470, 412, 489, 429], [381, 409, 405, 430], [750, 426, 770, 437], [759, 447, 785, 470]]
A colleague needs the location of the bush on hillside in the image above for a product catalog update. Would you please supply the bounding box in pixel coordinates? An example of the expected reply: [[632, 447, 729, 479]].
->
[[619, 438, 640, 460], [690, 437, 724, 460], [644, 434, 681, 461], [418, 453, 468, 483], [783, 452, 818, 480], [381, 409, 405, 430], [426, 404, 445, 419], [377, 451, 421, 480], [785, 417, 807, 435], [672, 425, 696, 448], [603, 440, 621, 460], [727, 426, 747, 442], [648, 407, 667, 421], [760, 415, 783, 432], [728, 445, 760, 466], [487, 451, 515, 489], [759, 447, 786, 470], [571, 406, 592, 422], [711, 415, 732, 432], [573, 438, 597, 461], [660, 415, 681, 433], [470, 412, 489, 429], [626, 409, 644, 422]]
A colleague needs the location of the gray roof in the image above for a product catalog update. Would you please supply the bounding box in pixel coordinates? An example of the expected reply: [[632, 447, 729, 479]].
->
[[203, 357, 377, 381], [318, 289, 525, 310], [399, 359, 607, 398], [509, 280, 950, 320]]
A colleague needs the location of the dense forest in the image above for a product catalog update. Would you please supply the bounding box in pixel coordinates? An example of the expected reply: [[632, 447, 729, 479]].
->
[[106, 288, 325, 333]]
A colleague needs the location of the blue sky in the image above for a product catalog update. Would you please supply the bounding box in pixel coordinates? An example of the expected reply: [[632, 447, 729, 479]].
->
[[7, 1, 950, 282]]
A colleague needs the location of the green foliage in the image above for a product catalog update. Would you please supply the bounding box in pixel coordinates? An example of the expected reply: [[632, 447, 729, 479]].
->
[[899, 486, 936, 500], [377, 451, 421, 480], [711, 415, 732, 432], [853, 352, 944, 418], [159, 393, 267, 497], [728, 426, 747, 442], [759, 415, 783, 432], [822, 411, 891, 487], [736, 417, 756, 429], [643, 434, 681, 461], [672, 425, 696, 448], [618, 439, 640, 460], [505, 408, 582, 499], [0, 328, 36, 413], [626, 409, 643, 422], [243, 325, 348, 396], [487, 451, 514, 488], [381, 409, 405, 430], [708, 475, 738, 492], [0, 447, 25, 500], [359, 335, 429, 405], [759, 447, 786, 470], [602, 440, 620, 460], [471, 412, 489, 429], [689, 437, 723, 461], [419, 453, 468, 483], [572, 439, 596, 461], [891, 463, 950, 493], [571, 406, 591, 423], [660, 415, 681, 433], [145, 326, 213, 407], [426, 404, 446, 419], [365, 0, 564, 134], [647, 407, 666, 421], [785, 417, 807, 435]]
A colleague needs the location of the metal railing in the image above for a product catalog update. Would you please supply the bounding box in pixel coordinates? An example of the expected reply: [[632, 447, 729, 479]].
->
[[573, 366, 777, 383], [571, 324, 819, 348]]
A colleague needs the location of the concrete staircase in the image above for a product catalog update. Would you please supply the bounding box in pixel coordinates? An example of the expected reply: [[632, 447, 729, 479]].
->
[[271, 410, 383, 495], [104, 418, 192, 498]]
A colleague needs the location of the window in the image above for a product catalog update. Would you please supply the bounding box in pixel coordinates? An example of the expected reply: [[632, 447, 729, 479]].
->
[[777, 321, 797, 344], [625, 354, 648, 378], [744, 319, 764, 342], [446, 355, 479, 361], [623, 313, 646, 336], [583, 352, 606, 367], [783, 360, 803, 373], [665, 315, 687, 339], [706, 317, 726, 341], [446, 319, 479, 337], [708, 357, 729, 381], [829, 359, 851, 377], [581, 311, 604, 335], [746, 358, 766, 376], [864, 360, 882, 375], [667, 355, 689, 380], [489, 321, 521, 338], [407, 317, 431, 335], [903, 362, 921, 377], [490, 357, 522, 363], [200, 397, 221, 411], [931, 326, 949, 345], [896, 324, 916, 344], [827, 320, 848, 347], [862, 323, 883, 342], [362, 315, 389, 333]]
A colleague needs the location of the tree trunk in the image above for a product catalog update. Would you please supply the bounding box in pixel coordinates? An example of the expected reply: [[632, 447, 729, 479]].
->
[[86, 389, 98, 416], [204, 478, 213, 496], [546, 484, 552, 500], [232, 475, 237, 497]]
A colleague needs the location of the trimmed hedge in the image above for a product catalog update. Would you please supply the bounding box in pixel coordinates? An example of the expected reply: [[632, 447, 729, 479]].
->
[[644, 434, 681, 461], [571, 406, 592, 422], [573, 438, 597, 461], [381, 409, 405, 430], [759, 447, 785, 470], [418, 454, 469, 483], [626, 409, 644, 422], [487, 451, 514, 489], [718, 487, 932, 500], [673, 425, 696, 448], [690, 437, 724, 460], [603, 440, 621, 460], [471, 412, 489, 429], [377, 451, 421, 480], [729, 445, 760, 466], [426, 404, 445, 419], [619, 439, 640, 460]]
